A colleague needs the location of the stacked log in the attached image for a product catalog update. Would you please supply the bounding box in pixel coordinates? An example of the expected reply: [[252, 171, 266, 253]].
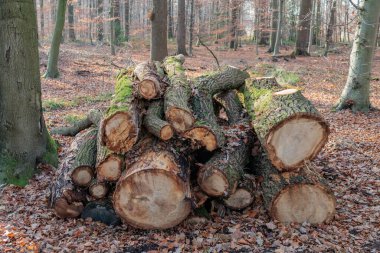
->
[[50, 57, 336, 229]]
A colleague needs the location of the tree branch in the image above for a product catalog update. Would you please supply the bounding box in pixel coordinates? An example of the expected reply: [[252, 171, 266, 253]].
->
[[348, 0, 364, 11], [196, 35, 220, 70]]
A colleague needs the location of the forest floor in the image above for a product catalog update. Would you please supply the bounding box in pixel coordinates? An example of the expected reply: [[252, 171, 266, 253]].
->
[[1, 42, 379, 252]]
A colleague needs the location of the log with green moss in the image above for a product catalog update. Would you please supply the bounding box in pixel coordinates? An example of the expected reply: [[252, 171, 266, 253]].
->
[[49, 128, 96, 218], [244, 77, 329, 170], [162, 55, 195, 133], [100, 69, 142, 153], [143, 100, 174, 141], [223, 174, 255, 210], [256, 152, 336, 224], [133, 62, 166, 99], [69, 127, 97, 187]]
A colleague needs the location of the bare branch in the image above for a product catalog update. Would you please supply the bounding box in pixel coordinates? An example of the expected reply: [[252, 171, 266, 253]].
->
[[348, 0, 364, 11], [196, 35, 220, 70]]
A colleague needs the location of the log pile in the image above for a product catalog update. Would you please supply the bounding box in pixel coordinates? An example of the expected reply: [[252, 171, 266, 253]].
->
[[50, 56, 336, 229]]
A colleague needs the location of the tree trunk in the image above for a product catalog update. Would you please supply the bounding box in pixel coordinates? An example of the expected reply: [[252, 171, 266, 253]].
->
[[97, 0, 104, 42], [214, 90, 244, 125], [113, 146, 191, 229], [268, 0, 279, 53], [143, 100, 174, 141], [257, 153, 336, 224], [324, 0, 336, 57], [229, 0, 239, 50], [168, 0, 174, 39], [44, 0, 67, 78], [0, 0, 57, 186], [243, 77, 329, 170], [112, 0, 121, 45], [176, 0, 188, 55], [133, 62, 166, 99], [100, 70, 141, 153], [151, 0, 168, 61], [40, 0, 45, 38], [273, 0, 283, 56], [313, 0, 321, 45], [124, 0, 129, 41], [335, 0, 380, 112], [163, 55, 195, 133], [68, 2, 76, 41], [307, 0, 316, 54], [188, 0, 194, 55], [294, 0, 312, 56]]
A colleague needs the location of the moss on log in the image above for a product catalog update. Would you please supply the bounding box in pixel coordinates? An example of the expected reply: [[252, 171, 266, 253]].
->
[[100, 69, 142, 153], [163, 55, 195, 133], [134, 62, 166, 99], [244, 77, 329, 170], [143, 100, 174, 141]]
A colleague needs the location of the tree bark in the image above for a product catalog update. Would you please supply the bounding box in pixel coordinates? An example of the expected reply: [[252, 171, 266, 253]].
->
[[44, 0, 67, 78], [229, 0, 239, 50], [176, 0, 188, 55], [124, 0, 129, 41], [324, 0, 336, 57], [40, 0, 45, 38], [151, 0, 168, 61], [188, 0, 195, 55], [273, 0, 283, 56], [143, 100, 174, 141], [214, 90, 244, 125], [223, 174, 255, 210], [112, 0, 121, 45], [168, 0, 174, 39], [294, 0, 312, 56], [68, 2, 76, 41], [268, 0, 279, 53], [133, 62, 166, 99], [0, 0, 57, 186], [97, 0, 104, 42], [244, 77, 329, 170], [335, 0, 380, 112]]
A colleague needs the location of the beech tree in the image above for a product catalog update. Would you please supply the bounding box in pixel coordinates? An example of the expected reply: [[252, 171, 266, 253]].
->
[[268, 0, 279, 53], [0, 0, 58, 186], [294, 0, 312, 56], [176, 0, 187, 55], [335, 0, 380, 112], [68, 1, 76, 41], [150, 0, 168, 61]]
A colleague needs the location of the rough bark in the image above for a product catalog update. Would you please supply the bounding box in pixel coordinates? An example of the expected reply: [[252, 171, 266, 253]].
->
[[163, 55, 195, 133], [151, 0, 168, 61], [100, 69, 141, 153], [143, 100, 174, 141], [0, 0, 57, 186], [68, 2, 76, 41], [44, 0, 67, 78], [294, 0, 312, 56], [244, 77, 329, 170], [268, 0, 279, 53], [113, 145, 191, 229], [176, 0, 188, 55], [335, 0, 380, 112], [223, 174, 255, 210], [257, 153, 336, 224], [70, 127, 98, 187], [133, 62, 166, 99]]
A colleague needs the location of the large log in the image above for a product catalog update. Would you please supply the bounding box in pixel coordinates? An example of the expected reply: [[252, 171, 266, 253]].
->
[[162, 55, 195, 133], [49, 129, 97, 218], [100, 69, 142, 153], [257, 153, 336, 224], [133, 62, 166, 100], [244, 77, 329, 170], [143, 100, 174, 141], [70, 127, 97, 187], [113, 144, 191, 229]]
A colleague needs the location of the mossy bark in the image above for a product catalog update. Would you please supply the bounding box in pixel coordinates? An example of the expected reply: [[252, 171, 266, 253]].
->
[[163, 55, 195, 132], [143, 100, 174, 141], [133, 62, 166, 99]]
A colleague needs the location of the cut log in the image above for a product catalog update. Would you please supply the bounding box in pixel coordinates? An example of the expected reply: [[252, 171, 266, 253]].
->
[[49, 129, 96, 218], [214, 90, 244, 124], [81, 200, 121, 226], [70, 127, 97, 187], [113, 145, 191, 229], [244, 77, 329, 170], [163, 55, 195, 132], [88, 180, 109, 199], [100, 69, 142, 153], [143, 100, 174, 141], [223, 174, 255, 210], [133, 62, 166, 99], [257, 153, 336, 224]]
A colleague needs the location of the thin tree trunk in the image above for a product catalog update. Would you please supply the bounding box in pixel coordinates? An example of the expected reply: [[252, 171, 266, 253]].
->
[[97, 0, 104, 42], [308, 0, 316, 54], [40, 0, 45, 38], [168, 0, 174, 39], [273, 0, 283, 56], [0, 0, 57, 186], [151, 0, 168, 61], [177, 0, 188, 55], [268, 0, 279, 52], [229, 0, 239, 50], [124, 0, 129, 40], [324, 0, 336, 57], [113, 0, 121, 45], [110, 1, 116, 55], [335, 0, 380, 112], [44, 0, 67, 78], [294, 0, 312, 56], [189, 0, 194, 55], [68, 2, 76, 41]]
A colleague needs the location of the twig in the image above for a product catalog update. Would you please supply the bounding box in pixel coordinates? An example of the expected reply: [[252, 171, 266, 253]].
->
[[348, 0, 363, 11], [196, 35, 220, 70], [111, 61, 124, 69]]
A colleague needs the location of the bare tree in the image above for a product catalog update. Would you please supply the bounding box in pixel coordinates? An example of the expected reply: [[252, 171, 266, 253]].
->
[[151, 0, 168, 61]]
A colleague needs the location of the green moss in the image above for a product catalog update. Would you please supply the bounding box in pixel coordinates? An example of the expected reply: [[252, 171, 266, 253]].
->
[[254, 92, 273, 116], [107, 70, 134, 116], [164, 56, 185, 77], [41, 134, 59, 167], [43, 99, 78, 111], [64, 113, 87, 125], [270, 68, 301, 86], [0, 152, 34, 187]]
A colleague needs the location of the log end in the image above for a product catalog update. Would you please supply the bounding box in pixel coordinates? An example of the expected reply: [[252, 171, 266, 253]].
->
[[198, 168, 228, 197], [271, 184, 336, 224], [71, 166, 94, 187], [97, 155, 123, 182], [183, 126, 217, 151], [89, 182, 109, 199], [266, 115, 329, 169], [54, 198, 84, 218], [101, 112, 138, 153], [138, 79, 158, 99], [223, 188, 254, 210], [160, 125, 174, 141], [166, 107, 194, 133]]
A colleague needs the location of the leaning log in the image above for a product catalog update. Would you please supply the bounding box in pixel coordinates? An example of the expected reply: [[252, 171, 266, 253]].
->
[[244, 77, 329, 170], [257, 153, 336, 224], [143, 100, 174, 141], [113, 144, 191, 229], [100, 69, 142, 153], [163, 55, 195, 133], [133, 62, 166, 99]]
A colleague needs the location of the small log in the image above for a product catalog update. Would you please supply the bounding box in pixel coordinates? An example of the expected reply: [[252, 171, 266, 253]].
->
[[257, 153, 336, 224], [81, 200, 121, 226], [214, 90, 244, 124], [143, 100, 174, 141], [100, 69, 142, 153], [70, 127, 98, 187], [163, 55, 195, 132], [223, 174, 255, 210], [49, 129, 96, 218], [113, 144, 191, 229], [244, 77, 329, 170], [88, 180, 109, 199], [133, 62, 166, 99]]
